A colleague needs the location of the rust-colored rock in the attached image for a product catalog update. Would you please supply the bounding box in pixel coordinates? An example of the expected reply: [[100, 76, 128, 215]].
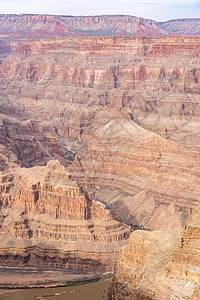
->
[[0, 156, 131, 273], [0, 15, 200, 41], [108, 205, 200, 299], [0, 27, 200, 293], [0, 36, 200, 230]]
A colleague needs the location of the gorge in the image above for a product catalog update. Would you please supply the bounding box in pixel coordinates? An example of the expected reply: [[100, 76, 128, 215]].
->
[[0, 155, 130, 274], [1, 36, 199, 230], [0, 14, 199, 298], [108, 203, 200, 299]]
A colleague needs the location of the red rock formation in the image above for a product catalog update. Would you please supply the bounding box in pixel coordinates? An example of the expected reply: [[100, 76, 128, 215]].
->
[[159, 18, 200, 36], [0, 14, 170, 41], [0, 156, 131, 272], [0, 114, 68, 167], [108, 205, 200, 299], [0, 26, 199, 292], [71, 118, 200, 230], [0, 36, 200, 230], [0, 14, 199, 41]]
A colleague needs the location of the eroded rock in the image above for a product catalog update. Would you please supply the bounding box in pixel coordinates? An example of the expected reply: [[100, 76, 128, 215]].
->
[[108, 206, 200, 299], [0, 156, 131, 272]]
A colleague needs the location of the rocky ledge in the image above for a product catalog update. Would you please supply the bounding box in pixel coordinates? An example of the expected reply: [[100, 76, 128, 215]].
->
[[108, 204, 200, 299], [0, 36, 200, 230], [0, 15, 200, 40], [0, 155, 131, 273]]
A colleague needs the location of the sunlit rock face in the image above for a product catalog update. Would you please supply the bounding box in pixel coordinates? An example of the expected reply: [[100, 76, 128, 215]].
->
[[108, 205, 200, 300], [0, 14, 199, 40], [0, 14, 170, 40], [0, 155, 131, 272], [0, 23, 200, 290], [159, 18, 200, 36], [0, 36, 200, 230]]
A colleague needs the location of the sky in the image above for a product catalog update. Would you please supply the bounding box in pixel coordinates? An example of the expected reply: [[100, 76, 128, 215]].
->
[[0, 0, 200, 21]]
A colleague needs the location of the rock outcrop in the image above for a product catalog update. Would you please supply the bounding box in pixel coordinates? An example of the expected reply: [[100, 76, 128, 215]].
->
[[0, 155, 131, 272], [0, 14, 200, 41], [159, 18, 200, 36], [0, 113, 70, 167], [108, 205, 200, 299], [0, 36, 200, 230], [0, 22, 200, 292]]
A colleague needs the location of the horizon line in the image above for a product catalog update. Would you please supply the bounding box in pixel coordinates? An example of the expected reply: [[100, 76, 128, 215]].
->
[[0, 13, 199, 23]]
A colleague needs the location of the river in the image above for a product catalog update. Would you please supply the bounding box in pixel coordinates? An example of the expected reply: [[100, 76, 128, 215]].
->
[[0, 278, 111, 300]]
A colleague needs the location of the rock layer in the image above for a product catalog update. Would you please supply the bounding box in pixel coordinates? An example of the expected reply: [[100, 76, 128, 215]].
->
[[0, 36, 200, 230], [108, 205, 200, 299], [0, 155, 131, 272], [159, 19, 200, 36], [0, 14, 200, 40]]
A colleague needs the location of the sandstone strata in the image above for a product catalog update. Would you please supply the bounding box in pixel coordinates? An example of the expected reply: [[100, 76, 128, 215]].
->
[[0, 155, 130, 272], [0, 36, 200, 230], [0, 15, 200, 41], [108, 205, 200, 299], [159, 18, 200, 36]]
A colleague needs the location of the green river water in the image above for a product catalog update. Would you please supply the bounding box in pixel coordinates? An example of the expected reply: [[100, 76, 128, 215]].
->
[[0, 279, 111, 300]]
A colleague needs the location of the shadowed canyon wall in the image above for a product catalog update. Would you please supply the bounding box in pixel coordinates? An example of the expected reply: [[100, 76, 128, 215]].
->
[[0, 36, 200, 231]]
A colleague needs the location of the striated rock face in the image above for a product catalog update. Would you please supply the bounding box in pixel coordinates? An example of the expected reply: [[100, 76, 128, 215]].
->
[[0, 22, 199, 290], [0, 36, 200, 230], [0, 14, 200, 41], [159, 19, 200, 36], [0, 14, 172, 40], [0, 114, 70, 167], [0, 155, 131, 272], [109, 205, 200, 299]]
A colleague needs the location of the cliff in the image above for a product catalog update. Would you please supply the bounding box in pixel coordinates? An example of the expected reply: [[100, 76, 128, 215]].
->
[[108, 205, 200, 299], [0, 36, 200, 230], [0, 155, 131, 272], [0, 23, 200, 292], [159, 19, 200, 36], [0, 15, 200, 41]]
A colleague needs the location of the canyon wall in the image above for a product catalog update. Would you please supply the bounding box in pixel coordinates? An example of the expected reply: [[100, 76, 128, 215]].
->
[[0, 155, 131, 272], [0, 27, 199, 295], [159, 18, 200, 36], [0, 14, 200, 40], [0, 36, 200, 230], [108, 204, 200, 299]]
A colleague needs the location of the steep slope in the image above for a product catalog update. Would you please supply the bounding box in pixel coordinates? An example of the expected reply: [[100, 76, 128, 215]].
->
[[159, 19, 200, 36], [0, 113, 71, 167], [0, 14, 170, 40], [108, 204, 200, 299], [0, 14, 200, 40], [0, 36, 200, 230], [72, 118, 200, 230], [0, 154, 131, 272]]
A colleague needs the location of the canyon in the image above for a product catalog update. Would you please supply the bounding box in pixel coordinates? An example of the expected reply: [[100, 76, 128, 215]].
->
[[0, 14, 200, 41], [108, 203, 200, 299], [0, 36, 199, 230], [0, 154, 130, 273], [0, 18, 199, 297]]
